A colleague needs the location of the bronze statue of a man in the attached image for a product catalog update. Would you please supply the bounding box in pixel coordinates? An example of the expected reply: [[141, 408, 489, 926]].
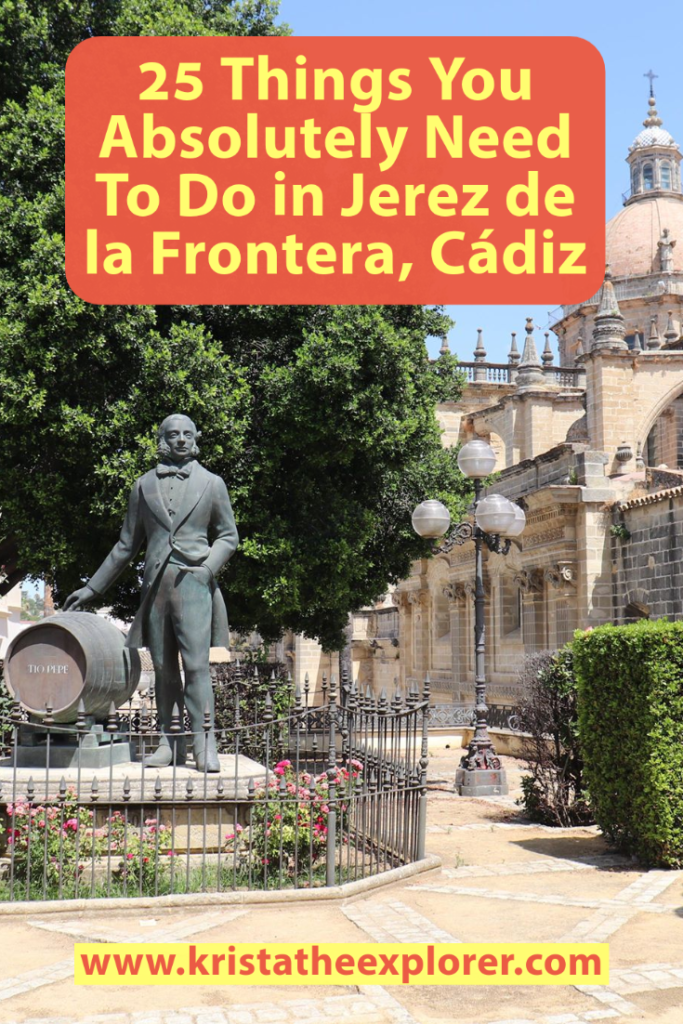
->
[[64, 415, 239, 771]]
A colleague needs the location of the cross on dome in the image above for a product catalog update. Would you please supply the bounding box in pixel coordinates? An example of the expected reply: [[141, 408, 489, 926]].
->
[[643, 69, 658, 97]]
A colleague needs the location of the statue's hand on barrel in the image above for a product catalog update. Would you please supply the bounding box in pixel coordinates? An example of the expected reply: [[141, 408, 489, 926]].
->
[[63, 585, 96, 612]]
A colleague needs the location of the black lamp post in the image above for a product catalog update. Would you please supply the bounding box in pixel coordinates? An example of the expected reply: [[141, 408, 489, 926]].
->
[[411, 439, 526, 797]]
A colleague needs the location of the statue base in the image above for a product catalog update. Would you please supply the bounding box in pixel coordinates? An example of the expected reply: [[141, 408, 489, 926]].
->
[[14, 722, 133, 770], [455, 766, 509, 797]]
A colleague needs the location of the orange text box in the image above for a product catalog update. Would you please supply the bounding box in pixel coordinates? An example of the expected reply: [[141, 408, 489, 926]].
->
[[65, 36, 605, 305]]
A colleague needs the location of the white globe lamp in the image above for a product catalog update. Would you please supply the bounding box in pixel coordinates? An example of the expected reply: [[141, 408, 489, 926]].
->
[[457, 439, 497, 479], [411, 500, 451, 539]]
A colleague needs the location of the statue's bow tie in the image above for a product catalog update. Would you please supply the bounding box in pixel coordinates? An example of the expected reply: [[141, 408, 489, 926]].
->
[[157, 463, 191, 479]]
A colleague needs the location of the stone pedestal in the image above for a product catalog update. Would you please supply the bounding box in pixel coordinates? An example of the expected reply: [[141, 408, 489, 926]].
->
[[455, 766, 509, 797], [0, 752, 266, 800], [13, 740, 133, 770], [14, 722, 133, 769]]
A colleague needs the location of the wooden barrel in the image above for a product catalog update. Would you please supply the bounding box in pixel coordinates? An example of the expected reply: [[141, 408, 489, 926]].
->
[[4, 612, 141, 723]]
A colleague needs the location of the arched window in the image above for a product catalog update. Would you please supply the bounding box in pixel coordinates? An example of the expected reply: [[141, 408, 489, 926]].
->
[[499, 575, 521, 636], [643, 164, 654, 190], [661, 162, 672, 190], [432, 590, 450, 640], [631, 166, 640, 193]]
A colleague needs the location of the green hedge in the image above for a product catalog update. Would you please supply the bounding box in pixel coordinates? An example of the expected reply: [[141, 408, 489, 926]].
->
[[573, 620, 683, 867]]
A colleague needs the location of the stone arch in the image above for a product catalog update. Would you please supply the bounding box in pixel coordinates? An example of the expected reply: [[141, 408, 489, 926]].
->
[[487, 430, 505, 467], [471, 406, 517, 469], [636, 375, 683, 451], [427, 554, 451, 577]]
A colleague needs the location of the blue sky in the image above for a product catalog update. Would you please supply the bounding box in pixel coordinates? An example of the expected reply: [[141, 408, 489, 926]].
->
[[279, 0, 683, 362]]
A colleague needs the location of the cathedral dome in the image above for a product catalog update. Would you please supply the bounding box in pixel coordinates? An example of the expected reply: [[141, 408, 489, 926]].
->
[[629, 95, 678, 151], [630, 125, 676, 149], [605, 195, 683, 278]]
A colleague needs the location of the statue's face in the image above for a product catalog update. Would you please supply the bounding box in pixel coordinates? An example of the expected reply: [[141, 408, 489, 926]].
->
[[163, 417, 196, 462]]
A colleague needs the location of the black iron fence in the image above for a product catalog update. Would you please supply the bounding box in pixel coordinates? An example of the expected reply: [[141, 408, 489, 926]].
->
[[0, 675, 429, 903], [429, 703, 523, 731]]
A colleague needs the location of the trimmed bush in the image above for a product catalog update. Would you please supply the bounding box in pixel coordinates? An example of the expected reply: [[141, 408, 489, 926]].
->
[[573, 620, 683, 868], [517, 648, 592, 827]]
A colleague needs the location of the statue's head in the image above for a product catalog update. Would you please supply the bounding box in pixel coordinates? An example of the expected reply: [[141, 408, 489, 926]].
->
[[157, 414, 201, 462]]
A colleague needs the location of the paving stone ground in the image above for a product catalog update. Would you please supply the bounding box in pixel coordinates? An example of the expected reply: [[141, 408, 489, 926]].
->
[[1, 749, 683, 1024]]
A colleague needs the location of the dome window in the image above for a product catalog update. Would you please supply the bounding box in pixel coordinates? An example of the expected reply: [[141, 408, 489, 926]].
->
[[661, 162, 672, 190], [643, 163, 654, 190]]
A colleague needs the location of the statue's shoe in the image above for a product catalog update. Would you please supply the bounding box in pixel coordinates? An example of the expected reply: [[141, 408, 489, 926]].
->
[[195, 751, 220, 773], [143, 745, 174, 768]]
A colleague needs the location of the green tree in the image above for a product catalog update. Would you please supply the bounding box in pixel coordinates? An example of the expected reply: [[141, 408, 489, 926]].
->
[[0, 2, 470, 650], [0, 0, 288, 597], [20, 590, 45, 620]]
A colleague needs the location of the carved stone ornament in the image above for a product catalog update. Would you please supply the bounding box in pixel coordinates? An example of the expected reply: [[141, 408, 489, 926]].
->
[[463, 577, 490, 598], [544, 562, 577, 590], [513, 568, 544, 593]]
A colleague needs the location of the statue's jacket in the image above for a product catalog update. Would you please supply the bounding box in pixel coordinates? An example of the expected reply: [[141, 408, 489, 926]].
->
[[88, 462, 238, 649]]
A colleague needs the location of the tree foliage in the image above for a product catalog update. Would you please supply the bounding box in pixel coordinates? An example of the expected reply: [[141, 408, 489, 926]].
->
[[0, 1, 470, 650]]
